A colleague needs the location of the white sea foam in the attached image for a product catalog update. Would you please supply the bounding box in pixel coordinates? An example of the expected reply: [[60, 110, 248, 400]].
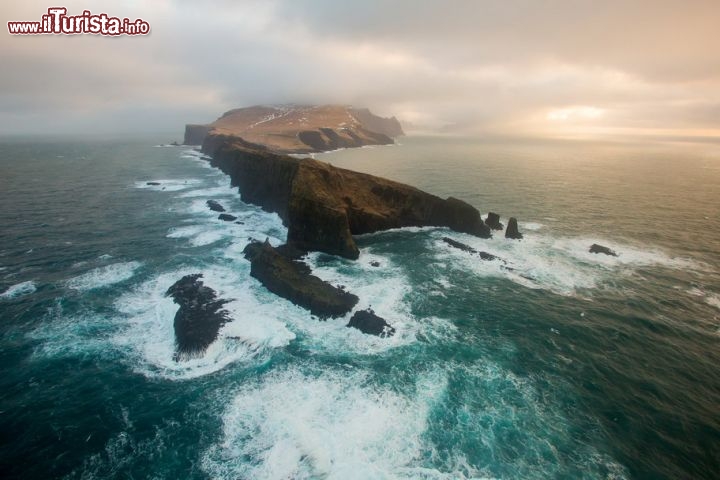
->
[[133, 178, 202, 192], [29, 307, 114, 359], [521, 221, 544, 231], [177, 176, 237, 199], [180, 149, 211, 162], [705, 294, 720, 310], [431, 227, 702, 296], [112, 266, 295, 380], [299, 249, 455, 354], [0, 280, 36, 299], [202, 366, 447, 480], [66, 262, 142, 291]]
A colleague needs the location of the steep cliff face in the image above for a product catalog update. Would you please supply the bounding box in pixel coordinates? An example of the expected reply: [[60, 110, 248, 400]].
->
[[186, 104, 403, 154], [349, 108, 404, 137], [203, 132, 491, 259], [183, 124, 211, 145]]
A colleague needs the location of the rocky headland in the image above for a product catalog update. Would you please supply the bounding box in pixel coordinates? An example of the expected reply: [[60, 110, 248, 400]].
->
[[171, 105, 536, 348], [184, 104, 404, 154], [202, 132, 491, 259]]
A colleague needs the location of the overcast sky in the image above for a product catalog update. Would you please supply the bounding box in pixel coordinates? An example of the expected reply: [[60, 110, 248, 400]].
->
[[2, 0, 719, 138]]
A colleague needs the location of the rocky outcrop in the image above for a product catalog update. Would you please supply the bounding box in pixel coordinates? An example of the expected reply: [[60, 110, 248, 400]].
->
[[243, 240, 359, 318], [206, 200, 225, 212], [590, 243, 618, 256], [485, 212, 504, 231], [218, 213, 237, 222], [186, 105, 403, 154], [347, 309, 395, 337], [442, 237, 502, 261], [184, 124, 211, 145], [165, 274, 230, 360], [204, 133, 491, 259], [505, 217, 523, 240]]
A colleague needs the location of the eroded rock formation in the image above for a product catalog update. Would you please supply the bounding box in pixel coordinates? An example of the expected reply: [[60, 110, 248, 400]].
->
[[442, 237, 502, 261], [243, 240, 359, 318], [204, 133, 491, 259], [505, 217, 523, 240], [165, 274, 230, 360], [485, 212, 504, 231]]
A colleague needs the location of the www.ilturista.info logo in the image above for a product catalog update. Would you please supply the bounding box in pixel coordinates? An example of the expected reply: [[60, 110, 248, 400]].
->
[[7, 7, 150, 35]]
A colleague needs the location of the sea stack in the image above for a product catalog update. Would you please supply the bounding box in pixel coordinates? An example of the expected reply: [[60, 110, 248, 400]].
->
[[485, 212, 504, 230], [505, 217, 523, 239], [165, 274, 230, 360]]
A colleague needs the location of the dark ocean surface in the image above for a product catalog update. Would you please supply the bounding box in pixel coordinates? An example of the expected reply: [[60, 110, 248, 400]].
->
[[0, 135, 718, 479]]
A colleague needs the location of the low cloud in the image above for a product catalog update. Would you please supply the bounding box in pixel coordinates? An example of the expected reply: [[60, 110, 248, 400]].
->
[[1, 0, 719, 137]]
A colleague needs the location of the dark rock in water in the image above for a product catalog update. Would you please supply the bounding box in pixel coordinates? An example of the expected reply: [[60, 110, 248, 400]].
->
[[218, 213, 237, 222], [370, 261, 380, 267], [505, 217, 523, 239], [347, 309, 395, 337], [590, 243, 618, 256], [202, 134, 492, 259], [485, 212, 504, 231], [146, 181, 161, 186], [243, 240, 358, 318], [206, 200, 225, 212], [165, 274, 230, 360], [442, 237, 501, 262], [234, 221, 245, 225]]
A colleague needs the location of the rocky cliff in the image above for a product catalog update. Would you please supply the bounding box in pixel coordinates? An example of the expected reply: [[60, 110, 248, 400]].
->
[[202, 133, 491, 259], [183, 124, 211, 145], [185, 104, 403, 153]]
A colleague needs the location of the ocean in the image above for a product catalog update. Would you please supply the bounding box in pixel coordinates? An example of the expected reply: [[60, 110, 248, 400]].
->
[[0, 134, 718, 479]]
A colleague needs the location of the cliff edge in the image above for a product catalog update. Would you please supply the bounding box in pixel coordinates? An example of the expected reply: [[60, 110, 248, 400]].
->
[[202, 133, 490, 259]]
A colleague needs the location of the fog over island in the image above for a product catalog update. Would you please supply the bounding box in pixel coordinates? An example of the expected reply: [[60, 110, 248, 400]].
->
[[2, 0, 719, 140]]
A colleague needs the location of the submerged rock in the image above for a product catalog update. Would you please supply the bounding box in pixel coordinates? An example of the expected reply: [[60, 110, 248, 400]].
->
[[218, 213, 237, 222], [442, 237, 501, 261], [243, 240, 358, 318], [485, 212, 504, 231], [505, 217, 523, 240], [590, 243, 618, 256], [165, 274, 230, 360], [347, 309, 395, 337], [206, 200, 225, 212], [146, 181, 161, 186]]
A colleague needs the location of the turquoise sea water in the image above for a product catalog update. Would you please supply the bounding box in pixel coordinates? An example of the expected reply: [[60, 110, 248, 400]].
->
[[0, 135, 718, 479]]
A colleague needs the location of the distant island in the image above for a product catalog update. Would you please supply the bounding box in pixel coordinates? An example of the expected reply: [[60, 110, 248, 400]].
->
[[184, 104, 404, 153]]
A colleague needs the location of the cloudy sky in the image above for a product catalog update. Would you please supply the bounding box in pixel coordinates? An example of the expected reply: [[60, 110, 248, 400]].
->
[[2, 0, 719, 138]]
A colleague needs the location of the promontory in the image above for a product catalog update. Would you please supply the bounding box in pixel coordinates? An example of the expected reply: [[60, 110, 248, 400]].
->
[[186, 104, 492, 259]]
